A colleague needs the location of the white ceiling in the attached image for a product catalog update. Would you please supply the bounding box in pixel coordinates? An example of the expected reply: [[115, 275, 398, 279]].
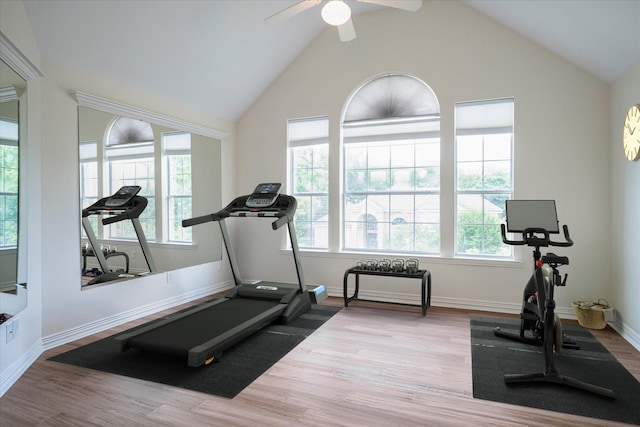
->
[[21, 0, 640, 122]]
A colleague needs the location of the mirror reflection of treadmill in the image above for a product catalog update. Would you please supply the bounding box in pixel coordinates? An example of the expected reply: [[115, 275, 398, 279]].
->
[[81, 186, 158, 285], [113, 183, 327, 367]]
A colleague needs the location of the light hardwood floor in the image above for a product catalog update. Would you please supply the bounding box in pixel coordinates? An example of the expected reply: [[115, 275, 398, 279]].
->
[[1, 297, 639, 426]]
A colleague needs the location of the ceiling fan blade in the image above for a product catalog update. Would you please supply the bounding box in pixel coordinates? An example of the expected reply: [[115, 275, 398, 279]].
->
[[338, 18, 357, 42], [265, 0, 322, 25], [357, 0, 422, 12]]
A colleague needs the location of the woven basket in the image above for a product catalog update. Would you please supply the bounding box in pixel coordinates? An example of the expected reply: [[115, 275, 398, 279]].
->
[[571, 299, 612, 329]]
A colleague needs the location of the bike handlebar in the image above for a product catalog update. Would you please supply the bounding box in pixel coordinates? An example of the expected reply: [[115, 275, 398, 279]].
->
[[501, 224, 573, 248]]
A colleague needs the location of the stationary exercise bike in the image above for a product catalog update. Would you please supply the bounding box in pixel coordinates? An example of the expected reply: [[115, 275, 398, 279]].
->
[[493, 229, 579, 351], [495, 200, 615, 399]]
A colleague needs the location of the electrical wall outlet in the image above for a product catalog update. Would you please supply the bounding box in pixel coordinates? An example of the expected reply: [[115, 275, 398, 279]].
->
[[5, 320, 14, 343]]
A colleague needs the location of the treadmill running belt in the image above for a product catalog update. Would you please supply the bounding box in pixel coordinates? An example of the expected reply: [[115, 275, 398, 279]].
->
[[127, 298, 284, 357]]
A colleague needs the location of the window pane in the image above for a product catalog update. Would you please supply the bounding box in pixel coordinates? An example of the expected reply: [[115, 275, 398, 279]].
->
[[81, 162, 99, 198], [457, 135, 482, 161], [166, 145, 192, 242], [415, 195, 440, 223], [390, 168, 413, 191], [484, 160, 511, 190], [455, 98, 514, 257], [368, 145, 389, 168], [484, 134, 511, 160], [457, 162, 482, 190], [390, 195, 415, 223], [108, 158, 155, 240], [368, 169, 390, 191], [288, 117, 329, 249], [415, 166, 440, 191], [390, 144, 414, 167], [456, 193, 510, 255], [415, 223, 439, 253], [343, 138, 440, 253], [415, 142, 439, 167], [0, 144, 19, 247], [168, 195, 192, 242], [345, 145, 366, 169]]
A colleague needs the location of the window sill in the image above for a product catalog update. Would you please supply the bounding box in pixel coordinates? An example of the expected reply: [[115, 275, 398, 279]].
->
[[279, 248, 524, 269], [81, 239, 197, 251], [148, 242, 198, 250]]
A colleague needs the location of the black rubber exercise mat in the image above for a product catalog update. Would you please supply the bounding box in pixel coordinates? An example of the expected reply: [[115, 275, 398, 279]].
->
[[49, 304, 341, 398], [471, 316, 640, 424]]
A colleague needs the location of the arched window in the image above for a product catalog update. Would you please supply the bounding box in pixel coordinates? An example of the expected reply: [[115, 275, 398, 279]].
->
[[107, 116, 154, 147], [342, 73, 441, 254], [104, 117, 156, 240]]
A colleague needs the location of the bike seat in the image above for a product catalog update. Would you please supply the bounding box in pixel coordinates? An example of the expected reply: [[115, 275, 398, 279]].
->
[[542, 252, 569, 266]]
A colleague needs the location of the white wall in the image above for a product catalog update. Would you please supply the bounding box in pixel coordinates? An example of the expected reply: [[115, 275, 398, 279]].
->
[[610, 58, 640, 346], [236, 2, 614, 316], [38, 59, 235, 337], [1, 0, 238, 395], [0, 0, 44, 395]]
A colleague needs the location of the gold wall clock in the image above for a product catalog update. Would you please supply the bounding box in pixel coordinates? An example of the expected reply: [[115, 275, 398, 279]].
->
[[623, 104, 640, 161]]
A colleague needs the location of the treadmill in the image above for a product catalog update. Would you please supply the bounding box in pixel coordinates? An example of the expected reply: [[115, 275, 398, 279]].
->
[[82, 185, 158, 286], [114, 183, 325, 367]]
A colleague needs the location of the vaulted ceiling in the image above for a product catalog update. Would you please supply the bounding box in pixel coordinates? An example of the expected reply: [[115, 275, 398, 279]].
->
[[21, 0, 640, 121]]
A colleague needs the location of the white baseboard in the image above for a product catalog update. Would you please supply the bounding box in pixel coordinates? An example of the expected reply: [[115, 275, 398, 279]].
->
[[0, 339, 43, 397], [327, 286, 640, 351], [42, 280, 234, 350], [610, 321, 640, 352], [325, 286, 578, 318], [1, 280, 230, 398]]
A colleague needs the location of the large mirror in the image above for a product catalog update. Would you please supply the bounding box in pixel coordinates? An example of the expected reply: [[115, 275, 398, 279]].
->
[[78, 102, 223, 287], [0, 59, 27, 320]]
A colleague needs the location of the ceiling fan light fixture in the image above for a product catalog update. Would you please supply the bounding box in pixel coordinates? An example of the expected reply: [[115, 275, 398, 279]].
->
[[321, 0, 351, 26]]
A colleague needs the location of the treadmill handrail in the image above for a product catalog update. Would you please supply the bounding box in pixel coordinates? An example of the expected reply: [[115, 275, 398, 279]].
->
[[102, 197, 149, 225], [181, 192, 305, 291], [182, 213, 215, 228], [83, 195, 148, 222], [181, 194, 296, 229]]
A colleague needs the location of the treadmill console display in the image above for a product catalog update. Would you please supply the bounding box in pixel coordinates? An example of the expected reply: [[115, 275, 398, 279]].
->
[[105, 185, 142, 207], [245, 183, 281, 208]]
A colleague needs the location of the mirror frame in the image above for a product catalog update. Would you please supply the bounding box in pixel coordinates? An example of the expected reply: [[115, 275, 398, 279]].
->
[[0, 79, 22, 296], [0, 31, 44, 317], [74, 91, 229, 140], [75, 91, 229, 285]]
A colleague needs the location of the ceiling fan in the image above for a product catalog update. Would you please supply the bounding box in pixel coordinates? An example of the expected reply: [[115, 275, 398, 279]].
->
[[265, 0, 423, 42]]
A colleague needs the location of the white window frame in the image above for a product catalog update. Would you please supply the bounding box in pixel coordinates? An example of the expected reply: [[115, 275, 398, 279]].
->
[[454, 98, 514, 258], [104, 116, 156, 242], [163, 132, 192, 243], [287, 116, 329, 250], [283, 86, 517, 264], [342, 118, 441, 254]]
